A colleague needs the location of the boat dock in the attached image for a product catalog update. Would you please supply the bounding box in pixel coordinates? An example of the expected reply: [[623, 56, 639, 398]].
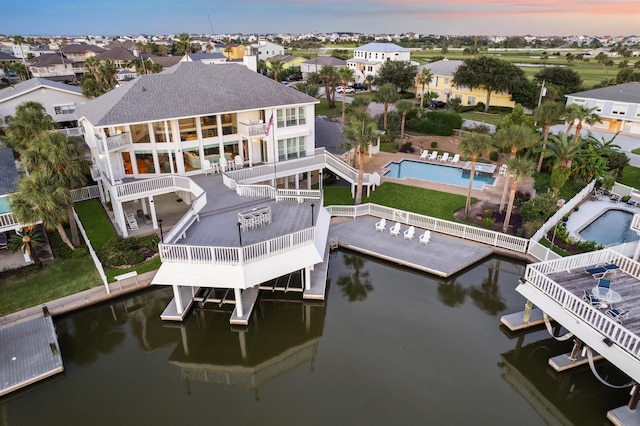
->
[[0, 312, 63, 397]]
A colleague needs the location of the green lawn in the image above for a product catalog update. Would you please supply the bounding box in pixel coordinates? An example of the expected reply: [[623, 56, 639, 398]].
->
[[459, 111, 506, 126], [618, 165, 640, 189], [75, 199, 116, 251], [0, 231, 101, 316], [316, 98, 343, 119], [324, 182, 469, 221]]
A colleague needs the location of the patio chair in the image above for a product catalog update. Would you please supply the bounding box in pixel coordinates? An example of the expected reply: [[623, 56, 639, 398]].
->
[[499, 164, 508, 176], [448, 154, 460, 164], [0, 232, 7, 249], [427, 151, 438, 161], [582, 290, 601, 307], [404, 225, 415, 240], [419, 230, 431, 245], [597, 278, 611, 289], [125, 212, 139, 231], [235, 155, 244, 169], [606, 308, 629, 323], [219, 157, 228, 172], [375, 218, 386, 232], [202, 159, 213, 175], [419, 150, 429, 160], [439, 152, 449, 162], [389, 223, 401, 237]]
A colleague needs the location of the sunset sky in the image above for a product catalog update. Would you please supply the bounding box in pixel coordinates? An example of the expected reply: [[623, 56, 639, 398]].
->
[[3, 0, 639, 36]]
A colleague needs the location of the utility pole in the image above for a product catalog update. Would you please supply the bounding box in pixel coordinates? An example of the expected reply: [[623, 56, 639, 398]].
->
[[537, 80, 546, 107]]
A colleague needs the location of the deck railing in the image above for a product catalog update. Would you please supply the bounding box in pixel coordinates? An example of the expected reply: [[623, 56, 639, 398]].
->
[[525, 249, 640, 360], [159, 227, 316, 265], [326, 203, 529, 253], [114, 175, 199, 200], [71, 185, 101, 202], [162, 191, 208, 245], [0, 212, 20, 229]]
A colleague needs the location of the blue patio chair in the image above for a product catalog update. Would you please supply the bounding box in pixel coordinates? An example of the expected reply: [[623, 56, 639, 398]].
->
[[0, 232, 7, 249], [606, 308, 629, 323], [582, 290, 601, 307], [597, 278, 611, 289]]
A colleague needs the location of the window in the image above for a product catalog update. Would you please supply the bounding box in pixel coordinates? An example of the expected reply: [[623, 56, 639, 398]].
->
[[157, 151, 171, 173], [595, 101, 605, 113], [152, 121, 168, 143], [444, 78, 450, 85], [276, 107, 305, 128], [573, 98, 586, 105], [131, 123, 151, 143], [220, 113, 237, 136], [277, 136, 306, 160], [134, 152, 155, 174], [200, 115, 218, 138], [612, 103, 628, 116], [53, 104, 75, 115], [467, 96, 476, 106], [179, 118, 197, 141]]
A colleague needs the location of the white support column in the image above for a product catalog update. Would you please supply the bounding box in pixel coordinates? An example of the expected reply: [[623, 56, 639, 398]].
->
[[149, 196, 158, 229], [114, 201, 128, 237], [173, 285, 184, 314], [234, 288, 244, 317], [295, 173, 300, 190], [141, 198, 149, 216], [633, 240, 640, 262], [284, 177, 289, 189], [307, 173, 311, 190], [305, 266, 311, 291]]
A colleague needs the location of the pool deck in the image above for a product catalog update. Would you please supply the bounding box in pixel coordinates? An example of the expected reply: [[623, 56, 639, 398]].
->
[[565, 198, 640, 242]]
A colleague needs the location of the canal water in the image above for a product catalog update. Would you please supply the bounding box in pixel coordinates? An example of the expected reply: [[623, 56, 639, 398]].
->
[[0, 252, 631, 425]]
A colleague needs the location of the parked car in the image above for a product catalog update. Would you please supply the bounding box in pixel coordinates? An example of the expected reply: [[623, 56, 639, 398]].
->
[[336, 86, 355, 94], [429, 100, 447, 109], [287, 74, 302, 82], [350, 83, 364, 90]]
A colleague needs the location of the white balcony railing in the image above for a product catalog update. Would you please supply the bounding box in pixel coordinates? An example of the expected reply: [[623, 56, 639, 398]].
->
[[237, 122, 266, 138]]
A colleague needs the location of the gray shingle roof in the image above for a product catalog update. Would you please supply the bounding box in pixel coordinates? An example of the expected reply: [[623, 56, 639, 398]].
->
[[61, 44, 105, 54], [0, 148, 18, 196], [0, 52, 18, 61], [418, 59, 464, 77], [75, 61, 319, 127], [0, 78, 82, 103], [187, 53, 226, 61], [568, 82, 640, 104], [94, 47, 136, 61], [301, 56, 346, 67], [314, 117, 345, 156], [356, 42, 409, 53]]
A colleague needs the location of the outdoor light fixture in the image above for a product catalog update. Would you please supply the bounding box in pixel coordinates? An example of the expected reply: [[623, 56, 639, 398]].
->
[[603, 337, 614, 347], [517, 277, 526, 285], [311, 203, 315, 226], [158, 219, 164, 243], [237, 222, 242, 246]]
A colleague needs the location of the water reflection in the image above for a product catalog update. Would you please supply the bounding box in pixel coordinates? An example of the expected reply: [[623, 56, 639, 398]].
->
[[336, 253, 374, 302], [469, 258, 507, 315]]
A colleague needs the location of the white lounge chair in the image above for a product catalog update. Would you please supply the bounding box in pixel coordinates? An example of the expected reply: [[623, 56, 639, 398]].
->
[[202, 159, 213, 175], [235, 155, 244, 169], [419, 150, 429, 160], [219, 157, 228, 172], [389, 223, 401, 237], [419, 230, 431, 245], [448, 154, 460, 164], [439, 152, 449, 162], [375, 218, 387, 232], [499, 164, 508, 176], [427, 151, 438, 161], [125, 212, 139, 231], [0, 232, 7, 249], [404, 225, 415, 240]]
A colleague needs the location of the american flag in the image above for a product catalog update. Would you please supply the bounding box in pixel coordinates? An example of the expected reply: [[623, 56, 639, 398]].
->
[[265, 113, 274, 137]]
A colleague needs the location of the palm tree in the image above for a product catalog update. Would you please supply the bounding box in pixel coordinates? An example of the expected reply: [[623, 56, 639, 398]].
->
[[269, 59, 284, 82], [502, 156, 536, 233], [545, 133, 583, 191], [337, 66, 355, 123], [364, 75, 375, 91], [174, 33, 192, 58], [459, 133, 492, 215], [342, 110, 378, 204], [374, 83, 399, 131], [533, 101, 565, 172], [295, 82, 320, 98], [569, 105, 601, 144], [23, 131, 90, 247], [336, 253, 374, 302], [416, 69, 433, 109], [394, 99, 414, 141], [11, 171, 75, 250], [12, 35, 30, 80], [493, 123, 538, 213], [3, 101, 55, 155], [319, 65, 338, 108], [7, 227, 45, 265]]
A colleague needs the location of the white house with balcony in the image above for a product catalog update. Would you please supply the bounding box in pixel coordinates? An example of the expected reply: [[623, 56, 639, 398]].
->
[[346, 42, 411, 83], [566, 82, 640, 136], [74, 60, 380, 324]]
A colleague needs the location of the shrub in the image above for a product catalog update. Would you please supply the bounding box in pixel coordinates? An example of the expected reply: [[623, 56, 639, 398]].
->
[[482, 218, 494, 228], [489, 151, 499, 162], [475, 102, 485, 112], [484, 209, 494, 217], [519, 191, 559, 224], [398, 142, 415, 153], [430, 141, 438, 149], [98, 236, 146, 268], [425, 110, 463, 135], [522, 220, 544, 237]]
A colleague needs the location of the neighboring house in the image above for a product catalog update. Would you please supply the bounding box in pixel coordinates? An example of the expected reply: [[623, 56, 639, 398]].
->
[[266, 55, 306, 70], [300, 56, 346, 78], [93, 46, 137, 70], [566, 82, 640, 135], [143, 54, 181, 69], [221, 44, 245, 60], [414, 59, 516, 109], [0, 77, 88, 128], [346, 42, 411, 83], [27, 53, 77, 83], [116, 69, 137, 82], [182, 53, 227, 65], [61, 44, 105, 63], [251, 40, 285, 61], [0, 147, 21, 235]]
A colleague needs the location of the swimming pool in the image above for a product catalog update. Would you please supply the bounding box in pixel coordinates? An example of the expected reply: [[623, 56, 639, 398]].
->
[[579, 209, 640, 246], [384, 160, 496, 189]]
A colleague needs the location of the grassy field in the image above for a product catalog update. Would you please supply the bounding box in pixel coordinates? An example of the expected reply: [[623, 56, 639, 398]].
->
[[323, 182, 469, 221], [459, 111, 506, 126], [618, 165, 640, 189]]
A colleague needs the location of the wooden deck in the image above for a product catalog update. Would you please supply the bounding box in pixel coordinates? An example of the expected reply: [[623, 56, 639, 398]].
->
[[547, 268, 640, 335], [0, 315, 63, 397]]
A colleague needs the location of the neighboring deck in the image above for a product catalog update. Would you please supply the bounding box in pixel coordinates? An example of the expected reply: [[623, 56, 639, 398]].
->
[[0, 315, 63, 397], [329, 216, 494, 277]]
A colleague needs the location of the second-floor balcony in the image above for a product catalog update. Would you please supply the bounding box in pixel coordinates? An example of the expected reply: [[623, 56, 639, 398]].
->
[[96, 132, 130, 153], [238, 122, 266, 138]]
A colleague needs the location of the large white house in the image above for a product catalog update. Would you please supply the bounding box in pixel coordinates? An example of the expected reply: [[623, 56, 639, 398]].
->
[[346, 42, 411, 83], [566, 82, 640, 135]]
